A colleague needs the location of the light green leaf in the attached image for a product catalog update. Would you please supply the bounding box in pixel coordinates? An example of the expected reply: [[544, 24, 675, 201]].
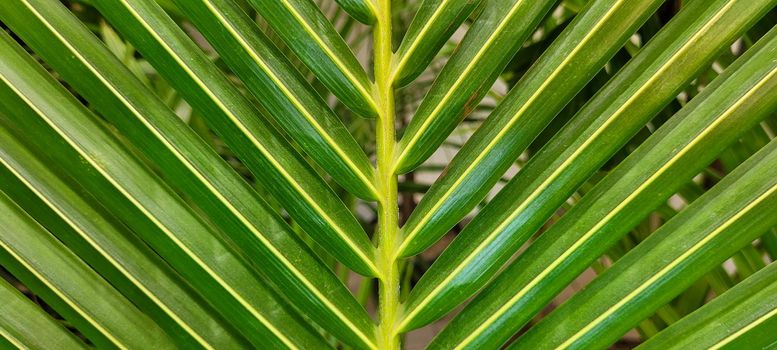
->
[[0, 26, 325, 348], [0, 125, 249, 349], [392, 0, 484, 87], [397, 0, 665, 258], [430, 21, 777, 349], [0, 276, 87, 350], [514, 137, 777, 349], [394, 0, 558, 173], [0, 190, 176, 349], [640, 262, 777, 350]]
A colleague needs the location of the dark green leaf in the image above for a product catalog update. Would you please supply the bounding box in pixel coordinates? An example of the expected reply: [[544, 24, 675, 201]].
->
[[0, 124, 249, 349], [394, 0, 558, 173], [0, 26, 325, 348], [514, 137, 777, 349], [398, 0, 664, 258]]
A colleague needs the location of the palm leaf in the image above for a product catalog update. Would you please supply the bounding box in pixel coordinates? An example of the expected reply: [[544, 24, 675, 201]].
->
[[515, 135, 777, 348], [392, 0, 484, 87], [430, 22, 777, 348], [90, 0, 378, 278], [399, 0, 776, 331], [0, 124, 248, 348], [394, 0, 558, 173], [640, 261, 777, 349], [1, 0, 776, 348], [0, 190, 176, 349], [398, 0, 665, 258], [249, 0, 377, 118], [171, 0, 379, 201], [0, 27, 324, 348], [0, 264, 88, 349]]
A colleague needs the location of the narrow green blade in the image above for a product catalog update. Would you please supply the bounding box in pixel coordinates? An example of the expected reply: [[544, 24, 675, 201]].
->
[[0, 26, 324, 349], [398, 0, 777, 332], [172, 0, 378, 201], [394, 0, 557, 173], [0, 191, 175, 349], [392, 0, 484, 87], [249, 0, 377, 117], [334, 0, 376, 24], [84, 1, 377, 346], [0, 277, 87, 350], [0, 125, 249, 349], [96, 0, 376, 278], [640, 262, 777, 350], [513, 138, 777, 349], [430, 23, 777, 349], [397, 0, 664, 258]]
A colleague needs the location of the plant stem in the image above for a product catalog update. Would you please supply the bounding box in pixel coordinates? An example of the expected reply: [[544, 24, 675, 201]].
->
[[374, 0, 400, 348]]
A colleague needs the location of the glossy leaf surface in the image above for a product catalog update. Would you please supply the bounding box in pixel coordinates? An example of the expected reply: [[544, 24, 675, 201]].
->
[[171, 0, 379, 201], [514, 136, 777, 349], [248, 0, 377, 117], [431, 22, 777, 349], [394, 0, 558, 173], [0, 191, 175, 349], [398, 0, 664, 258], [393, 0, 484, 87], [0, 25, 324, 348]]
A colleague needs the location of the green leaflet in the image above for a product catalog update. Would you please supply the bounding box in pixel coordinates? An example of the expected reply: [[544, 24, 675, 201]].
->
[[99, 0, 375, 312], [0, 125, 249, 349], [0, 27, 324, 349], [248, 0, 377, 117], [1, 0, 377, 346], [0, 275, 87, 349], [1, 0, 775, 348], [334, 0, 376, 24], [640, 262, 777, 350], [514, 138, 777, 349], [172, 0, 378, 201], [397, 0, 777, 333], [397, 0, 664, 258], [0, 191, 175, 349], [394, 0, 557, 173], [91, 0, 377, 278], [392, 0, 484, 87], [88, 1, 377, 344], [430, 22, 777, 349]]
